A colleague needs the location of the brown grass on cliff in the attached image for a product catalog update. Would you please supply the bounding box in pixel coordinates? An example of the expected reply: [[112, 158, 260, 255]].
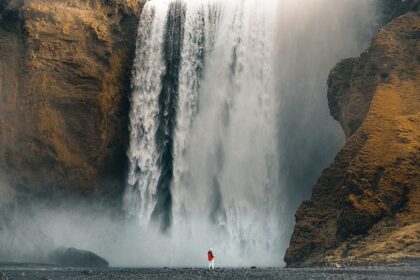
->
[[285, 11, 420, 267], [0, 0, 143, 196]]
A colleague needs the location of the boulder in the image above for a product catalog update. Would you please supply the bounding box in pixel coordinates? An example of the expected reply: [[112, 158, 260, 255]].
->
[[50, 247, 109, 268]]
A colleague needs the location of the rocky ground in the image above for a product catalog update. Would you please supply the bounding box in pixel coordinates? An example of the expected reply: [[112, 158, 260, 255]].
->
[[0, 266, 420, 280]]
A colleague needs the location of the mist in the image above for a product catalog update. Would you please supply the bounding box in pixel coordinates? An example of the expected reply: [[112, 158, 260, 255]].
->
[[0, 201, 282, 267], [273, 0, 380, 241], [0, 0, 381, 268]]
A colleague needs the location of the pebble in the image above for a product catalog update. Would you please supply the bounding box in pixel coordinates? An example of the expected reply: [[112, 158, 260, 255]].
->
[[82, 270, 93, 276], [0, 267, 419, 280], [0, 272, 8, 280]]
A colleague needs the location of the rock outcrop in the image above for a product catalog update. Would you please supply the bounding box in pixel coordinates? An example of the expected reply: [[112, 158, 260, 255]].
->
[[49, 247, 109, 267], [0, 0, 143, 199], [285, 7, 420, 267]]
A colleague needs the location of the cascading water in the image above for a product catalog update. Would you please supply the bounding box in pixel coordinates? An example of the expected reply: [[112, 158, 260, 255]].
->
[[171, 0, 281, 258], [124, 1, 170, 226], [124, 0, 282, 264], [123, 0, 379, 267]]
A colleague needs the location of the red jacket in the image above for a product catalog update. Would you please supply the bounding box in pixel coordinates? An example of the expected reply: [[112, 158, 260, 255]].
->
[[208, 251, 214, 261]]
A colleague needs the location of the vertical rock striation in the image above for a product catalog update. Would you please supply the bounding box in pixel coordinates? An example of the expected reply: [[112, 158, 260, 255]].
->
[[0, 0, 143, 200], [285, 6, 420, 267]]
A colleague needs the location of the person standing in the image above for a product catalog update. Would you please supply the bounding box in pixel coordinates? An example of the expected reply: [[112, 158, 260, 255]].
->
[[207, 249, 215, 269]]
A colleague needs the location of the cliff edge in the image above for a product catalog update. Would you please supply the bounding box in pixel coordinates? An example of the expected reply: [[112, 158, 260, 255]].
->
[[285, 6, 420, 267], [0, 0, 143, 200]]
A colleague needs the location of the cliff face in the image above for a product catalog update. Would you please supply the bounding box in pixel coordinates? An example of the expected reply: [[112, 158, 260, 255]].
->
[[0, 0, 142, 199], [285, 8, 420, 267]]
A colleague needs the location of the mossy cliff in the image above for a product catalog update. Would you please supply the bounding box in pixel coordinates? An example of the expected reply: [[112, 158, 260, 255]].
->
[[0, 0, 143, 199], [285, 4, 420, 267]]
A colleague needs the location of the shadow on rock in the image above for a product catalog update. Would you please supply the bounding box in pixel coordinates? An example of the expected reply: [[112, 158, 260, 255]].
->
[[49, 247, 109, 268]]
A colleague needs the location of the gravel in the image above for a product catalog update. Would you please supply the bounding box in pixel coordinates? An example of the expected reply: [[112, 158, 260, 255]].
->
[[0, 266, 419, 280]]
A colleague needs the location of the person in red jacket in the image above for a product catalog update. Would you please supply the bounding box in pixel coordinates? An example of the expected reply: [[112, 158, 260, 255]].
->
[[207, 249, 215, 269]]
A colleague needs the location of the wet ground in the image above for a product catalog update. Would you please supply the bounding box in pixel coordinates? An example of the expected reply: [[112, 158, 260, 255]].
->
[[1, 265, 420, 280]]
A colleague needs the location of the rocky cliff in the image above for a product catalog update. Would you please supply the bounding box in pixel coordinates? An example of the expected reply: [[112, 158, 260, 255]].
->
[[0, 0, 143, 200], [285, 5, 420, 267]]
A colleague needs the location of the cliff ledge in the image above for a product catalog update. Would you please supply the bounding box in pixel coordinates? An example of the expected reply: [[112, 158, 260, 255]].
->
[[0, 0, 143, 199], [285, 7, 420, 267]]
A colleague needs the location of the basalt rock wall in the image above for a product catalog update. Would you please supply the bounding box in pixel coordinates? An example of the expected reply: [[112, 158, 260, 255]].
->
[[0, 0, 143, 201], [285, 3, 420, 267]]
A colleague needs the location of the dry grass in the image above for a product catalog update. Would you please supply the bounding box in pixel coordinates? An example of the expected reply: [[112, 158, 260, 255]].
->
[[286, 11, 420, 267]]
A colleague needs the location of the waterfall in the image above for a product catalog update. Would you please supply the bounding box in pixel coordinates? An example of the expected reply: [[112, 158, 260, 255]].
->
[[124, 0, 282, 262], [123, 2, 170, 227], [124, 0, 378, 266], [171, 0, 281, 255]]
